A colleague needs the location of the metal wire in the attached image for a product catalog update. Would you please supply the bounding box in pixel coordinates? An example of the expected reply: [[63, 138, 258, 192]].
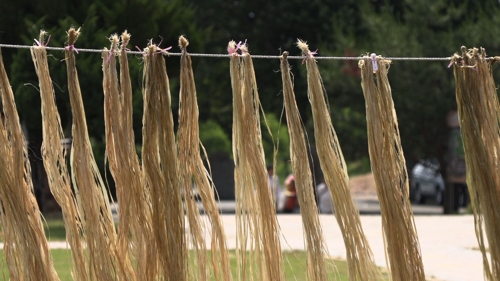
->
[[0, 43, 453, 61]]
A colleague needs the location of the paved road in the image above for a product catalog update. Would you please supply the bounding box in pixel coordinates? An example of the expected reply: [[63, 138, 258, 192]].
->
[[354, 196, 446, 215], [216, 214, 483, 281], [193, 197, 445, 215], [96, 199, 483, 281], [194, 199, 483, 281], [49, 213, 483, 281]]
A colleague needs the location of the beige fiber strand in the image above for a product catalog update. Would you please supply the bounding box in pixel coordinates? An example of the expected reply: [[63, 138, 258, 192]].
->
[[280, 51, 328, 281], [65, 27, 128, 281], [297, 41, 380, 280], [102, 39, 134, 279], [359, 55, 425, 280], [117, 31, 156, 280], [240, 44, 285, 281], [177, 35, 208, 281], [178, 36, 232, 281], [0, 47, 60, 281], [451, 47, 500, 280], [229, 41, 286, 281], [229, 42, 255, 280], [102, 33, 149, 280], [230, 41, 263, 281], [141, 42, 187, 280], [31, 31, 87, 281]]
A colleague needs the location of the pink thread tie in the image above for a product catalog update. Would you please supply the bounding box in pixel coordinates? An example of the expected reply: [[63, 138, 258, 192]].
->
[[106, 48, 114, 64], [34, 35, 51, 47], [156, 36, 172, 54], [135, 45, 172, 57], [228, 39, 247, 56], [158, 46, 172, 54], [66, 45, 79, 54], [447, 60, 454, 68], [302, 49, 317, 64], [237, 39, 247, 52]]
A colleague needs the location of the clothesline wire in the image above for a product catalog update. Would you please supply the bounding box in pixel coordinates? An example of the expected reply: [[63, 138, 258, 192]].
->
[[0, 43, 453, 61]]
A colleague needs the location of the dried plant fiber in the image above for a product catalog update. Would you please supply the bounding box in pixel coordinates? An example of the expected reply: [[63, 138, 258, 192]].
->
[[450, 47, 500, 280], [228, 42, 256, 280], [229, 41, 261, 281], [116, 31, 156, 280], [102, 39, 134, 279], [31, 31, 87, 281], [177, 35, 208, 281], [178, 36, 232, 281], [359, 55, 425, 280], [102, 33, 151, 280], [229, 41, 285, 281], [297, 41, 380, 280], [65, 27, 130, 281], [141, 42, 187, 280], [0, 48, 60, 281], [280, 51, 328, 281]]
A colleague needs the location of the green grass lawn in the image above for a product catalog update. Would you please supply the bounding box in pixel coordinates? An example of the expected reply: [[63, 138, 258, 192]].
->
[[0, 214, 390, 280], [0, 249, 74, 280], [0, 213, 67, 243], [42, 213, 68, 242], [223, 250, 353, 280], [347, 157, 372, 177], [0, 249, 389, 280]]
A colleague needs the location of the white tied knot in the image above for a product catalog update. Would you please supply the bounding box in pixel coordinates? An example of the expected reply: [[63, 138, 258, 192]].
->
[[371, 53, 378, 73]]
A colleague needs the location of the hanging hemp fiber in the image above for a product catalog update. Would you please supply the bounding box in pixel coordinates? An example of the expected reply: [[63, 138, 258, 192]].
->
[[450, 47, 500, 280], [177, 35, 208, 281], [229, 41, 285, 281], [103, 33, 155, 280], [229, 41, 255, 281], [116, 31, 156, 280], [177, 36, 232, 281], [0, 48, 60, 281], [359, 55, 425, 280], [229, 40, 260, 281], [102, 37, 135, 279], [280, 51, 328, 281], [297, 40, 380, 281], [65, 27, 131, 281], [141, 41, 187, 280], [31, 30, 87, 281]]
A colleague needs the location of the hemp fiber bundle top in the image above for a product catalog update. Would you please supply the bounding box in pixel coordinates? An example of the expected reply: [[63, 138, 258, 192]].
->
[[450, 47, 500, 280], [298, 40, 380, 281], [359, 55, 425, 280]]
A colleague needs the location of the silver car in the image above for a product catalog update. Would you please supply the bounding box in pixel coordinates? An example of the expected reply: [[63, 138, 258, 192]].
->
[[410, 159, 444, 205]]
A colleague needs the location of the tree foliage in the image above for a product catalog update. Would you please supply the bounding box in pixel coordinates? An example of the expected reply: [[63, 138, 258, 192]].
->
[[2, 0, 500, 192], [1, 0, 209, 198]]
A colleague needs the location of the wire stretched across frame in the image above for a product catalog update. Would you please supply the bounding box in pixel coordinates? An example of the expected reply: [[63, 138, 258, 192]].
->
[[0, 43, 452, 61]]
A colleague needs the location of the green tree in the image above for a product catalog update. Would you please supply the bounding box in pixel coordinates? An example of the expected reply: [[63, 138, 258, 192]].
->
[[262, 113, 290, 180], [199, 119, 232, 156], [2, 0, 210, 200], [323, 0, 500, 170], [3, 0, 500, 201]]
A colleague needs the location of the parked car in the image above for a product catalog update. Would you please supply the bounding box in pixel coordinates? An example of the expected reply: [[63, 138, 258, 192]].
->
[[410, 159, 445, 205]]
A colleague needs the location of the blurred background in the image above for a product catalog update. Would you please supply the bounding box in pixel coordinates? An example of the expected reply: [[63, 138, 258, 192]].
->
[[1, 0, 499, 213]]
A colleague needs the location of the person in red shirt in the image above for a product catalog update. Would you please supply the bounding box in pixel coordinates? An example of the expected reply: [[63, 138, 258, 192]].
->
[[282, 174, 299, 213]]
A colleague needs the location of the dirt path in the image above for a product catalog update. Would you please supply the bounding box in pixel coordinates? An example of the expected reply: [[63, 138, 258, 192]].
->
[[350, 173, 378, 198]]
